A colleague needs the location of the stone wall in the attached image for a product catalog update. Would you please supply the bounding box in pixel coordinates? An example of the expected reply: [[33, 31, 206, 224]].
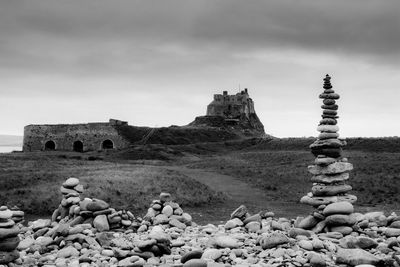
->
[[23, 121, 130, 152]]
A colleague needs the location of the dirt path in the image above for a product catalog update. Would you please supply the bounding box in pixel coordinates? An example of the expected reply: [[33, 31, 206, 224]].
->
[[165, 166, 312, 223]]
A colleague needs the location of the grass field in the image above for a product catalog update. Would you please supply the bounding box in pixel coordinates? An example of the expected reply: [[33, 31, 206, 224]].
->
[[1, 137, 400, 223]]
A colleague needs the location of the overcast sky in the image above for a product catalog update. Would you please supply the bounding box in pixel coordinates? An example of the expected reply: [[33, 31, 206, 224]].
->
[[1, 0, 399, 137]]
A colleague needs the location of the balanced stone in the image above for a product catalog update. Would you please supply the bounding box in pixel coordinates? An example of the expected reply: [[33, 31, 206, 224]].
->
[[322, 109, 337, 115], [63, 177, 80, 188], [310, 173, 349, 184], [318, 132, 339, 140], [314, 157, 337, 166], [311, 184, 352, 196], [319, 118, 337, 125], [308, 162, 353, 175], [323, 99, 336, 105], [319, 93, 340, 99], [323, 202, 354, 215], [321, 104, 338, 110], [317, 125, 339, 133]]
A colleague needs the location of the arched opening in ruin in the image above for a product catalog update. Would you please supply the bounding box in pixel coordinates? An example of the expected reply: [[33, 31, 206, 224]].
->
[[102, 139, 114, 150], [73, 141, 83, 152], [44, 140, 56, 151]]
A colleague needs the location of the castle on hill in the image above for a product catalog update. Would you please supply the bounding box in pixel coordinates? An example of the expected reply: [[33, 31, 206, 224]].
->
[[22, 89, 265, 152], [207, 89, 255, 119]]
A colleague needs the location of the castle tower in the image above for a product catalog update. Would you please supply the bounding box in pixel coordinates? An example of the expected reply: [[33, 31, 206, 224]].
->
[[299, 75, 357, 234]]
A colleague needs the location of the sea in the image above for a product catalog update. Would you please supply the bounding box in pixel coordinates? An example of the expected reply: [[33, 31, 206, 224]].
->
[[0, 146, 22, 153]]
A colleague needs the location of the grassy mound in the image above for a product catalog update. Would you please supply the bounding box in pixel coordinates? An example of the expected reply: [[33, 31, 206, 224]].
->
[[0, 153, 226, 216]]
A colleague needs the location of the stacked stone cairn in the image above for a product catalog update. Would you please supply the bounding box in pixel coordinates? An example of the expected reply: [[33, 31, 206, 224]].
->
[[225, 205, 275, 233], [299, 74, 357, 235], [0, 206, 21, 265], [52, 177, 138, 232], [142, 192, 193, 230]]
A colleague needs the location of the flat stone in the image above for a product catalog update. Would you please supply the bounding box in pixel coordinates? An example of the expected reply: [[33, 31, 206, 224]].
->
[[57, 246, 80, 258], [323, 202, 354, 216], [321, 104, 338, 110], [319, 118, 337, 125], [319, 93, 340, 99], [312, 184, 352, 196], [385, 228, 400, 237], [63, 177, 80, 188], [259, 232, 290, 249], [201, 248, 222, 260], [0, 208, 13, 220], [317, 125, 339, 133], [0, 226, 20, 239], [298, 215, 319, 230], [314, 156, 337, 166], [243, 213, 261, 224], [93, 214, 109, 232], [288, 228, 312, 238], [0, 236, 19, 251], [213, 235, 240, 248], [86, 199, 110, 212], [169, 218, 186, 229], [322, 109, 337, 115], [310, 138, 346, 149], [308, 162, 353, 175], [311, 173, 349, 184], [181, 250, 203, 263], [224, 218, 243, 230], [325, 214, 357, 226], [323, 99, 336, 105], [318, 132, 339, 140], [35, 236, 53, 246], [298, 240, 314, 250], [0, 219, 15, 228], [183, 259, 208, 267], [311, 147, 342, 158], [390, 220, 400, 228], [336, 248, 380, 266], [329, 226, 353, 235], [300, 194, 357, 206]]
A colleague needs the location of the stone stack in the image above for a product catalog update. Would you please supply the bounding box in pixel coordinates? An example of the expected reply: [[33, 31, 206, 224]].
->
[[9, 206, 24, 224], [142, 192, 193, 230], [52, 177, 138, 232], [0, 206, 20, 265], [299, 74, 357, 234], [225, 205, 275, 233], [52, 177, 84, 223]]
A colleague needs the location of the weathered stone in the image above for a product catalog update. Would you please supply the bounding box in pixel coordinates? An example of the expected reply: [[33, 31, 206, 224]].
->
[[0, 226, 20, 239], [298, 240, 314, 250], [160, 192, 171, 203], [318, 132, 339, 140], [259, 232, 290, 249], [93, 214, 109, 232], [329, 226, 353, 235], [35, 236, 53, 247], [153, 214, 169, 225], [319, 93, 340, 100], [319, 118, 337, 125], [31, 218, 51, 231], [311, 173, 349, 184], [161, 205, 173, 217], [312, 184, 352, 196], [0, 236, 19, 251], [288, 228, 312, 238], [183, 259, 208, 267], [169, 218, 186, 229], [308, 162, 353, 175], [385, 228, 400, 237], [317, 125, 339, 133], [325, 214, 356, 226], [63, 177, 80, 188], [201, 248, 222, 261], [224, 218, 243, 230], [243, 213, 261, 224], [245, 221, 261, 233], [336, 248, 380, 266], [230, 205, 248, 220], [86, 199, 109, 212], [181, 250, 203, 263], [323, 202, 354, 216], [300, 194, 357, 206], [298, 215, 320, 230], [213, 236, 240, 248], [314, 156, 337, 166]]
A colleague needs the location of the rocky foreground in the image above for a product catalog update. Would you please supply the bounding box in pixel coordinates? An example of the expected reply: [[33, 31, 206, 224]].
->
[[1, 198, 400, 267]]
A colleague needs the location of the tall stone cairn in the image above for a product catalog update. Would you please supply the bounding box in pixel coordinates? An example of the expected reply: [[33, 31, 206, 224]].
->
[[299, 74, 357, 234]]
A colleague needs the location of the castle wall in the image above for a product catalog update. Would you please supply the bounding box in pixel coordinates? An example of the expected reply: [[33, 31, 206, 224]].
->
[[23, 123, 130, 152], [207, 90, 256, 119]]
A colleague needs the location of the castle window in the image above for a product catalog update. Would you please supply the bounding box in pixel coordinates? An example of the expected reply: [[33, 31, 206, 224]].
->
[[102, 139, 114, 149], [44, 140, 56, 151], [73, 141, 83, 152]]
